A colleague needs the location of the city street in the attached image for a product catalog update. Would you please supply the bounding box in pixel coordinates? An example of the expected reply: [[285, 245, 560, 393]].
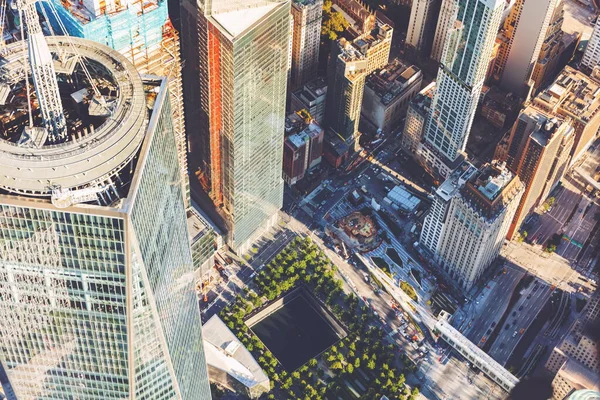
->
[[487, 280, 552, 366], [460, 267, 525, 343]]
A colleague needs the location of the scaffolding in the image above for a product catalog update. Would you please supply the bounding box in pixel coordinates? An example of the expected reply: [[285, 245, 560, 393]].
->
[[42, 0, 190, 205]]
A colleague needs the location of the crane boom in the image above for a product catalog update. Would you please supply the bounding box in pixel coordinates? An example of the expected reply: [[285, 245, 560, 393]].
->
[[17, 0, 66, 142]]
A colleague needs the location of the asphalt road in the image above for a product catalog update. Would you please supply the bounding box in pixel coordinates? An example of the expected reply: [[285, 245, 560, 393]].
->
[[559, 200, 597, 261], [528, 185, 581, 246], [462, 267, 525, 345], [487, 280, 552, 366]]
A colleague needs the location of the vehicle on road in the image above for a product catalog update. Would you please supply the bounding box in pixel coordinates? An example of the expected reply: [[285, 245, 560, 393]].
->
[[512, 331, 518, 338]]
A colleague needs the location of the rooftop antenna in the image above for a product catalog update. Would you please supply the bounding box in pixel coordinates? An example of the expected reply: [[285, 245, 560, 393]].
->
[[16, 0, 67, 143]]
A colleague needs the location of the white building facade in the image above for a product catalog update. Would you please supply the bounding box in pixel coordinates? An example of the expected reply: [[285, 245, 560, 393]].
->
[[582, 17, 600, 71], [424, 0, 505, 168]]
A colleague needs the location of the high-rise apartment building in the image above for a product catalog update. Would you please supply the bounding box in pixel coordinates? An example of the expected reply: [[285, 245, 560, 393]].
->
[[430, 0, 457, 62], [45, 0, 190, 206], [180, 0, 291, 254], [290, 0, 323, 91], [325, 24, 392, 148], [421, 161, 523, 290], [407, 0, 441, 55], [0, 37, 210, 399], [532, 66, 600, 165], [582, 16, 600, 72], [493, 0, 558, 96], [423, 0, 505, 175], [497, 107, 573, 239]]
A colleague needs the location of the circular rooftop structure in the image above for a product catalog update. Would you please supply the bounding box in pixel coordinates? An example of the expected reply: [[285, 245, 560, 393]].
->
[[0, 36, 147, 199]]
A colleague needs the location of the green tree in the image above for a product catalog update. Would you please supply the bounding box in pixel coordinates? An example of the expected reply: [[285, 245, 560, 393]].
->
[[321, 0, 349, 40], [346, 363, 354, 374], [367, 359, 376, 370], [308, 358, 318, 368]]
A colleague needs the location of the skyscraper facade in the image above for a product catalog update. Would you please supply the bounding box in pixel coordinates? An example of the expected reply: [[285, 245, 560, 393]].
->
[[421, 161, 524, 290], [290, 0, 323, 91], [582, 16, 600, 72], [407, 0, 441, 55], [498, 107, 573, 239], [181, 0, 291, 254], [0, 37, 210, 399], [493, 0, 558, 96], [430, 0, 457, 62], [423, 0, 505, 174], [44, 0, 190, 206], [325, 24, 392, 148]]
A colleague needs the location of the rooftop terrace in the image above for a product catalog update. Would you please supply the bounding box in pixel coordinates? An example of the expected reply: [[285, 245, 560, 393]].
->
[[366, 59, 422, 105], [535, 66, 600, 124]]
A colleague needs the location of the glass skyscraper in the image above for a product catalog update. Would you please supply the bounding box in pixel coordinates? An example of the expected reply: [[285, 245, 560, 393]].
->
[[423, 0, 504, 168], [0, 38, 210, 399], [181, 1, 290, 254]]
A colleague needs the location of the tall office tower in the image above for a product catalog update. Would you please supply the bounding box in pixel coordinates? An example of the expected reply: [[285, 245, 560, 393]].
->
[[582, 16, 600, 71], [533, 66, 600, 165], [0, 35, 210, 398], [290, 0, 323, 91], [325, 24, 392, 148], [423, 0, 505, 175], [407, 0, 441, 55], [45, 0, 190, 206], [430, 0, 457, 63], [498, 107, 573, 239], [180, 1, 291, 254], [493, 0, 558, 96], [421, 162, 523, 290]]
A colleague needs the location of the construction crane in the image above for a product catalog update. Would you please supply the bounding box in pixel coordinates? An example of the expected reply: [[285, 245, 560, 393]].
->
[[16, 0, 67, 143]]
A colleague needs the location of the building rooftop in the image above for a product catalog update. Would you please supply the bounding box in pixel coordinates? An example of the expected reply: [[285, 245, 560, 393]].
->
[[211, 1, 280, 38], [436, 161, 478, 202], [285, 111, 323, 148], [409, 82, 436, 118], [534, 66, 600, 124], [386, 185, 421, 212], [202, 315, 269, 391], [366, 59, 422, 105], [0, 36, 148, 205], [187, 207, 214, 244], [557, 358, 600, 392], [462, 161, 524, 221]]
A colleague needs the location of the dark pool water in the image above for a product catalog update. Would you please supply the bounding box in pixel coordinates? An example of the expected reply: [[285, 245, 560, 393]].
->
[[251, 294, 339, 371]]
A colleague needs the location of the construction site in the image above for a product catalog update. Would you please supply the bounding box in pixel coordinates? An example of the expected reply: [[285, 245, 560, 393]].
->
[[0, 34, 150, 204], [327, 211, 383, 254], [39, 0, 188, 202]]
